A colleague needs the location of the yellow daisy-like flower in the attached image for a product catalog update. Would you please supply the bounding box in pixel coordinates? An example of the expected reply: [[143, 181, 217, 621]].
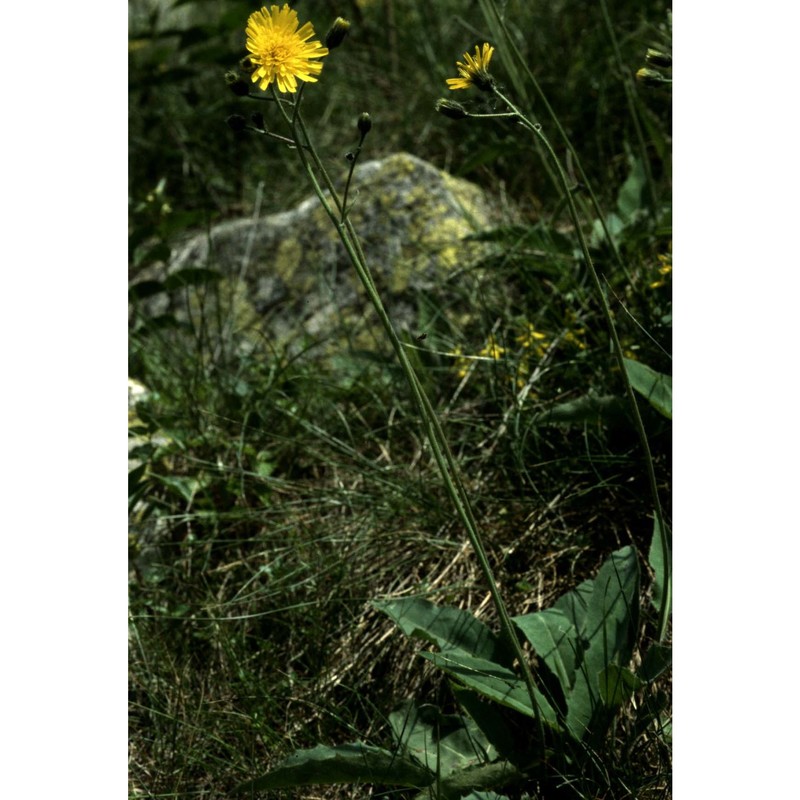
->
[[246, 4, 329, 94], [446, 43, 495, 91]]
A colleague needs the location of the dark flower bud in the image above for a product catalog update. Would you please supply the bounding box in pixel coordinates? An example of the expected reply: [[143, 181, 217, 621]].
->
[[325, 17, 351, 50], [645, 48, 672, 69], [226, 114, 248, 133], [250, 112, 266, 131], [357, 112, 372, 136], [435, 98, 469, 120], [225, 71, 250, 97]]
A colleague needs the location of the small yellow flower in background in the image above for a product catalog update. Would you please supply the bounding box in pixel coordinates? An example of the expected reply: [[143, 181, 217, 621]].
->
[[245, 4, 329, 94], [649, 244, 672, 289], [516, 323, 549, 358], [452, 346, 469, 379], [478, 337, 505, 361], [446, 43, 495, 91], [564, 330, 588, 351]]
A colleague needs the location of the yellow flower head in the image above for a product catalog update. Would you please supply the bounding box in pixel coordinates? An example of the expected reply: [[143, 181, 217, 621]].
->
[[446, 43, 495, 91], [246, 4, 329, 94]]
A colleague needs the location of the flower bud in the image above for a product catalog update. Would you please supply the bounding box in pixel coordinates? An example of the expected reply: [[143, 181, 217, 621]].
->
[[325, 17, 351, 50], [226, 114, 247, 133], [645, 48, 672, 69], [435, 98, 468, 120], [250, 111, 266, 131], [357, 112, 372, 136], [635, 68, 670, 88], [225, 71, 250, 97]]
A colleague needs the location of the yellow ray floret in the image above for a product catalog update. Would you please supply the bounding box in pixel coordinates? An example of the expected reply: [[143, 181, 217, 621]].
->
[[246, 4, 329, 94], [446, 43, 495, 91]]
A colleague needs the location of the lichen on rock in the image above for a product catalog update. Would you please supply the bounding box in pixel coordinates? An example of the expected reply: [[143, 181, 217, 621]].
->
[[155, 153, 509, 356]]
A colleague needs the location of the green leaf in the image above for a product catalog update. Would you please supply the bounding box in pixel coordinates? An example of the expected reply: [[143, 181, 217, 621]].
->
[[648, 515, 671, 619], [512, 608, 580, 696], [233, 743, 434, 794], [617, 156, 647, 221], [623, 358, 672, 419], [565, 547, 640, 740], [598, 665, 644, 708], [373, 597, 512, 666], [451, 687, 520, 763], [389, 701, 494, 777], [552, 578, 594, 635], [420, 651, 559, 728]]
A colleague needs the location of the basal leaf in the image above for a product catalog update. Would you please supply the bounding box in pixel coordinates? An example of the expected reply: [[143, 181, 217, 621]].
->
[[233, 743, 434, 794], [420, 651, 559, 728], [512, 608, 580, 696], [565, 547, 639, 740], [374, 597, 512, 666]]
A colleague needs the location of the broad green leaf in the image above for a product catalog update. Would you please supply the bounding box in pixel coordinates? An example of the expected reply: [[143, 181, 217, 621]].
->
[[389, 702, 493, 777], [233, 743, 434, 794], [451, 687, 519, 763], [623, 358, 672, 420], [512, 608, 579, 696], [420, 651, 559, 728], [374, 598, 512, 666], [598, 665, 644, 708], [552, 578, 594, 636], [565, 547, 639, 740]]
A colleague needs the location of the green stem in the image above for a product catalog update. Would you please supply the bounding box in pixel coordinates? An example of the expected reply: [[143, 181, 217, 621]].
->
[[269, 88, 549, 736], [597, 0, 659, 213], [493, 87, 671, 640], [476, 0, 634, 282]]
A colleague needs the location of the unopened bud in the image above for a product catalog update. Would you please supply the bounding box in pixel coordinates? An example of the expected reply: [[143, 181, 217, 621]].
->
[[357, 112, 372, 136], [325, 17, 351, 50], [226, 114, 247, 133], [636, 68, 670, 88], [645, 48, 672, 69], [225, 71, 250, 97], [250, 111, 266, 131], [435, 98, 468, 120]]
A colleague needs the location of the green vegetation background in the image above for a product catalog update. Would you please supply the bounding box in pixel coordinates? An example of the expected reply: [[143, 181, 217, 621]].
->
[[129, 1, 671, 797]]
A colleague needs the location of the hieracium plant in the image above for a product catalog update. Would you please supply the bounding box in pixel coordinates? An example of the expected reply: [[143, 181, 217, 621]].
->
[[226, 5, 671, 798]]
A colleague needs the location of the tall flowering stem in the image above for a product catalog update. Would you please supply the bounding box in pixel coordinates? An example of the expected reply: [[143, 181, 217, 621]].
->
[[269, 85, 549, 744], [490, 85, 672, 641]]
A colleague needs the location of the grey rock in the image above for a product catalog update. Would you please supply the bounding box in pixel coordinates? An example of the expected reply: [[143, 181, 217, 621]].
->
[[151, 152, 507, 355]]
